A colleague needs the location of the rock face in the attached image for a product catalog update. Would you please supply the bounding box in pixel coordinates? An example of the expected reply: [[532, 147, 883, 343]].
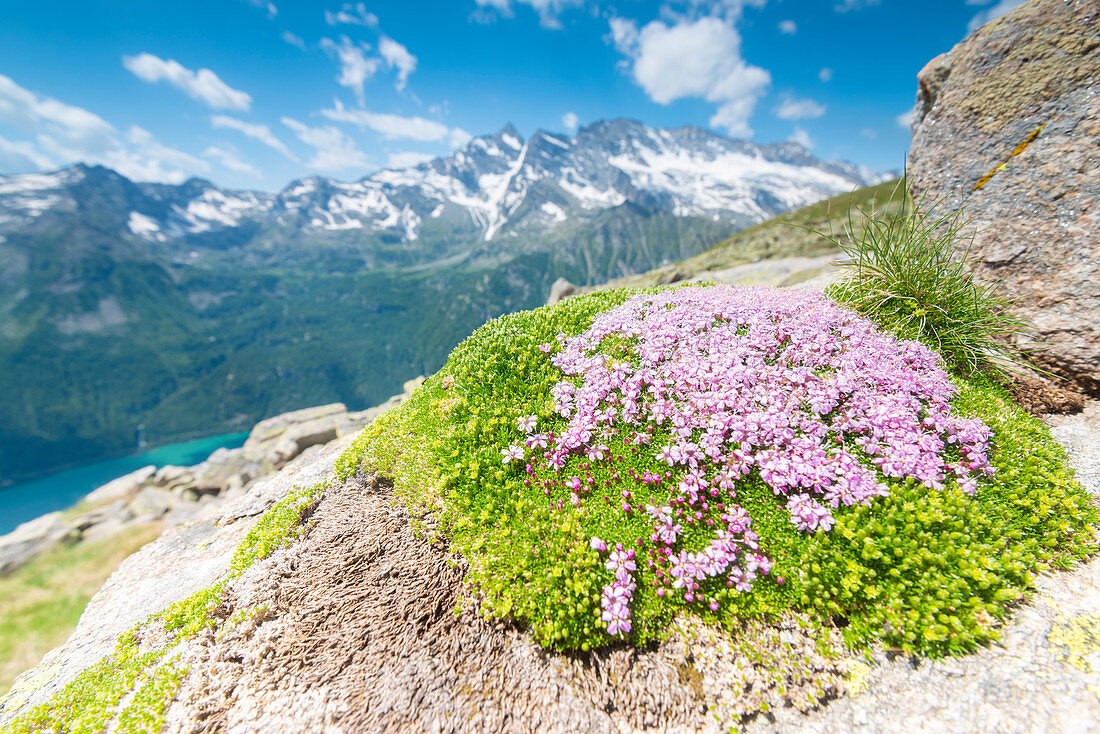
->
[[0, 513, 73, 575], [82, 465, 155, 505], [907, 0, 1100, 394], [546, 277, 578, 306], [561, 253, 849, 304]]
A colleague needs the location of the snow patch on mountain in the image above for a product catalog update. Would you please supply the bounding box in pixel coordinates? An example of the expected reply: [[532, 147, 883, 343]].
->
[[0, 172, 68, 196], [540, 201, 568, 224], [169, 189, 271, 235], [128, 211, 166, 241]]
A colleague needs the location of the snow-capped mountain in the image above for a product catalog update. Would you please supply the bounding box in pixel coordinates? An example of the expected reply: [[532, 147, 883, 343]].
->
[[0, 119, 882, 255]]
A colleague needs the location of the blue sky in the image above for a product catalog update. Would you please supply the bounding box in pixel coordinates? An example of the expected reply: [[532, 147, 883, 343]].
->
[[0, 0, 1026, 191]]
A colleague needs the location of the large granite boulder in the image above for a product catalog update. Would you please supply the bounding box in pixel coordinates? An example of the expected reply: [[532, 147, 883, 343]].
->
[[907, 0, 1100, 394], [243, 403, 348, 452]]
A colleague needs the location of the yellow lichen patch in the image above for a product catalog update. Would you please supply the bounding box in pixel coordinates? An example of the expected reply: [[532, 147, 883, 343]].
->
[[842, 659, 874, 696], [972, 122, 1047, 191], [1049, 612, 1100, 697], [958, 3, 1099, 134]]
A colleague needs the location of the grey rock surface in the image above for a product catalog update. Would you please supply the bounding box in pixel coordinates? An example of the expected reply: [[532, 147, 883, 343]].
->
[[547, 277, 578, 305], [82, 465, 155, 505], [907, 0, 1100, 395], [243, 403, 347, 451], [696, 253, 846, 291], [556, 254, 848, 305], [122, 486, 177, 522], [0, 512, 72, 575]]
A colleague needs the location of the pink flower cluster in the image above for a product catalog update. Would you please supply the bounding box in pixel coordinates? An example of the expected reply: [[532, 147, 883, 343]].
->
[[601, 542, 636, 634], [506, 286, 994, 635]]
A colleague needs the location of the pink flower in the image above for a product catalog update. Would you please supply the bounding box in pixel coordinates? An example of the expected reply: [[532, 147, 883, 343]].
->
[[524, 285, 995, 632]]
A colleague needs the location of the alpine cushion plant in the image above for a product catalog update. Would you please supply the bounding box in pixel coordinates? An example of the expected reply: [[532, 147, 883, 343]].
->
[[338, 284, 1096, 657], [499, 286, 995, 639]]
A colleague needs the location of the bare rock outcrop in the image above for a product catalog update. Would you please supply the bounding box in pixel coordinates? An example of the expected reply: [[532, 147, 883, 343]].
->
[[0, 513, 73, 575], [0, 436, 352, 721], [907, 0, 1100, 394]]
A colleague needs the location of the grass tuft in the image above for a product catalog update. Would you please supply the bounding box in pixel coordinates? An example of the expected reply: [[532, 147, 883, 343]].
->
[[822, 181, 1031, 378]]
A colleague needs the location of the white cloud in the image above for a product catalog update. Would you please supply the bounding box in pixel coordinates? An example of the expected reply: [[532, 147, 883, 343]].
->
[[897, 108, 915, 129], [210, 115, 298, 161], [778, 20, 796, 34], [474, 0, 584, 29], [449, 128, 473, 148], [0, 73, 207, 183], [608, 16, 639, 50], [859, 127, 877, 140], [321, 98, 470, 148], [967, 0, 1027, 31], [202, 145, 262, 177], [0, 74, 116, 151], [609, 15, 770, 138], [325, 2, 378, 27], [688, 1, 768, 22], [281, 116, 369, 172], [788, 127, 813, 149], [320, 36, 379, 107], [282, 31, 307, 50], [387, 151, 434, 168], [95, 146, 209, 183], [125, 125, 209, 171], [774, 94, 826, 120], [562, 111, 579, 130], [379, 36, 417, 91], [834, 0, 880, 11], [246, 0, 278, 18], [818, 67, 834, 82], [0, 131, 55, 169], [122, 53, 251, 111]]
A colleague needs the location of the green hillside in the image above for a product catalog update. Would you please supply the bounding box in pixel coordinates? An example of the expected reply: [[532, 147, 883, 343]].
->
[[585, 179, 904, 291]]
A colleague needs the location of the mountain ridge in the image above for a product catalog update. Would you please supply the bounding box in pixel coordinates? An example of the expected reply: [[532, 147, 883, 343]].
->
[[1, 118, 885, 252]]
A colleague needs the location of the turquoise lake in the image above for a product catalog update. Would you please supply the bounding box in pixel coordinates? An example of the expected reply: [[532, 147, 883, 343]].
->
[[0, 432, 248, 536]]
